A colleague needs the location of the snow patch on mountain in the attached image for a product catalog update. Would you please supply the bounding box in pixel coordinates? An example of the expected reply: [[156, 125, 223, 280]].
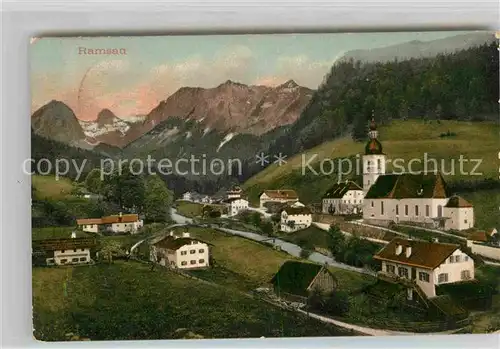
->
[[217, 133, 236, 152], [79, 118, 130, 138]]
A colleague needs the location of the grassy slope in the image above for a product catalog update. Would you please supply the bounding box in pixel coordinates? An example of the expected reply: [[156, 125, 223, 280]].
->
[[243, 120, 500, 229], [33, 261, 355, 341], [32, 175, 74, 200]]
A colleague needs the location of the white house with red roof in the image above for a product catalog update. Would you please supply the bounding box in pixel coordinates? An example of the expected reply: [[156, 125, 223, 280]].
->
[[151, 232, 210, 269], [77, 213, 144, 234]]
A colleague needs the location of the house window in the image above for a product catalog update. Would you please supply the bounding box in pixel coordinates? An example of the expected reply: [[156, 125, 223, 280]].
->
[[190, 250, 196, 254], [418, 272, 430, 282], [381, 201, 384, 215], [72, 258, 79, 262], [199, 259, 205, 263], [437, 205, 443, 217], [371, 201, 374, 208], [438, 273, 449, 283], [405, 205, 409, 216], [398, 267, 409, 278], [60, 259, 67, 264], [181, 251, 187, 255], [386, 264, 395, 274], [377, 159, 382, 171], [448, 256, 454, 263], [190, 260, 196, 265], [415, 205, 419, 216], [181, 261, 187, 266], [81, 249, 84, 252], [454, 255, 461, 263], [426, 205, 430, 217], [74, 249, 77, 252], [199, 249, 205, 253], [61, 250, 65, 253], [79, 257, 86, 262], [396, 205, 399, 215], [464, 256, 469, 262], [461, 270, 471, 280], [464, 219, 467, 224]]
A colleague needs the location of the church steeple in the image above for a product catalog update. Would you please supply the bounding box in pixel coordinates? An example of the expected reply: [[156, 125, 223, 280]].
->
[[362, 114, 386, 194], [365, 115, 383, 155]]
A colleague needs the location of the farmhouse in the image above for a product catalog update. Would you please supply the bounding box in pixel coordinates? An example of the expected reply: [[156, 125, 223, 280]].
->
[[76, 213, 144, 234], [361, 118, 474, 231], [260, 189, 299, 209], [374, 238, 475, 298], [280, 207, 312, 233], [226, 197, 249, 217], [32, 235, 97, 266], [322, 180, 364, 215], [151, 232, 210, 269], [226, 185, 243, 199], [270, 261, 337, 302]]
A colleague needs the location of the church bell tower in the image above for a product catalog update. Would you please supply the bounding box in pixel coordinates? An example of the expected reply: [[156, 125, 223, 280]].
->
[[362, 117, 386, 194]]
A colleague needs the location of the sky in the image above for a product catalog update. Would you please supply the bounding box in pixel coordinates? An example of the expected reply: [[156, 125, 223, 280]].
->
[[30, 31, 475, 121]]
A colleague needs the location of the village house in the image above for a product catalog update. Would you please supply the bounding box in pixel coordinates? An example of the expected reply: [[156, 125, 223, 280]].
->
[[322, 180, 364, 215], [226, 197, 249, 217], [270, 261, 337, 302], [32, 234, 97, 266], [374, 238, 475, 298], [280, 206, 312, 232], [76, 213, 144, 234], [260, 189, 299, 209], [151, 232, 210, 270], [361, 119, 474, 231], [226, 185, 243, 199]]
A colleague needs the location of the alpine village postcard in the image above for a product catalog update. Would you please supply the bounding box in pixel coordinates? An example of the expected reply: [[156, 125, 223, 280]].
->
[[30, 31, 500, 341]]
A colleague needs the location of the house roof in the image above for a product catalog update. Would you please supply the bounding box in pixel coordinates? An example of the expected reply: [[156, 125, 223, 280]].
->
[[323, 181, 363, 199], [33, 237, 98, 252], [282, 207, 312, 215], [365, 172, 449, 199], [153, 236, 208, 250], [76, 218, 103, 225], [445, 195, 473, 208], [270, 261, 325, 297], [261, 190, 298, 200], [467, 231, 488, 242], [374, 237, 460, 270], [76, 214, 140, 225]]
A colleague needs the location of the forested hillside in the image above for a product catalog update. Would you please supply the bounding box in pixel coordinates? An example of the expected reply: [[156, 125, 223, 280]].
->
[[268, 42, 498, 155]]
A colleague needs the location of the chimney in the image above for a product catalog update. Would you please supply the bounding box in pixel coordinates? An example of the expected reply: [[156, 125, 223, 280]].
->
[[169, 231, 174, 237], [395, 244, 403, 255], [405, 246, 412, 258], [182, 232, 190, 238], [71, 232, 76, 239], [119, 212, 123, 217]]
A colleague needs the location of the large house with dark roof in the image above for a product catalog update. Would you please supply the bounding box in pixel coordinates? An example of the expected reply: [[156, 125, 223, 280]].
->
[[32, 236, 97, 266], [361, 119, 474, 231], [270, 261, 337, 301], [322, 180, 364, 215], [374, 238, 475, 298], [150, 232, 210, 269]]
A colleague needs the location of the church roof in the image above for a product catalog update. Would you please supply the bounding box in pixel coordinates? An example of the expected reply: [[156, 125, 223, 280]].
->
[[365, 172, 449, 199], [323, 181, 363, 199], [445, 195, 473, 208]]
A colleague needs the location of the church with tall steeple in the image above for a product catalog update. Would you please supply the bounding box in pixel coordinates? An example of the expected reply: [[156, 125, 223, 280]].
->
[[361, 117, 475, 232]]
